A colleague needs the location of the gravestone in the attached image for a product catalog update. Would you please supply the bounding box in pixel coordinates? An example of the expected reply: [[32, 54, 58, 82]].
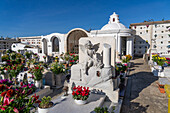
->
[[70, 37, 119, 103], [44, 71, 55, 87]]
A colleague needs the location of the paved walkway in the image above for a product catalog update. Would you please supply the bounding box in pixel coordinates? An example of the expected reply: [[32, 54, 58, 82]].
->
[[121, 58, 168, 113]]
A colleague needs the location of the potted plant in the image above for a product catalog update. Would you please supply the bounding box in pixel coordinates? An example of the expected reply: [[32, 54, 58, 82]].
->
[[50, 62, 66, 88], [157, 57, 166, 71], [28, 65, 44, 88], [94, 106, 115, 113], [158, 83, 165, 93], [72, 85, 90, 105], [38, 96, 54, 113]]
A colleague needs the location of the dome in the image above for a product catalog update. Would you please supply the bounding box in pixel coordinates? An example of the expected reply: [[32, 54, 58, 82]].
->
[[101, 12, 127, 30], [101, 23, 126, 30]]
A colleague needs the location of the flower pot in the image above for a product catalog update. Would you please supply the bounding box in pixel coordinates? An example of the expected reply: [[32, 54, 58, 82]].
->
[[74, 99, 87, 105], [69, 64, 72, 67], [158, 84, 165, 94], [35, 80, 43, 89], [158, 66, 162, 71], [154, 62, 157, 66], [38, 102, 54, 113]]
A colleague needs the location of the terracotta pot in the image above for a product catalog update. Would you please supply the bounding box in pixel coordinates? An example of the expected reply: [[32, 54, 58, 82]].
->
[[158, 84, 165, 94]]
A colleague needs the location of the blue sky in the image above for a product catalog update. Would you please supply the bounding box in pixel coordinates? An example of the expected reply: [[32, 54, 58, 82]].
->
[[0, 0, 169, 37]]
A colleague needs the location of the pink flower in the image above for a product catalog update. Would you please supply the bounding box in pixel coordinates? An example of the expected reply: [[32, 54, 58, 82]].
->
[[0, 106, 5, 111], [124, 63, 128, 66], [14, 107, 19, 113], [3, 96, 14, 106]]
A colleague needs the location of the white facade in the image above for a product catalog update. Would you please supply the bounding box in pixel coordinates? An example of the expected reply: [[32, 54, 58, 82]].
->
[[90, 12, 134, 58], [19, 36, 42, 48], [130, 20, 170, 56], [11, 43, 40, 54], [14, 12, 134, 61]]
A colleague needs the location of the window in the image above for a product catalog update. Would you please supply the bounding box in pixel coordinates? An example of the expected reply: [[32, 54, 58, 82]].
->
[[139, 47, 142, 49], [161, 47, 162, 49], [140, 27, 142, 29], [140, 32, 142, 34], [162, 36, 163, 38], [161, 41, 163, 44], [168, 41, 170, 43], [32, 42, 35, 44], [37, 42, 40, 44], [162, 31, 164, 33], [22, 39, 25, 41], [155, 31, 156, 33], [146, 30, 148, 33]]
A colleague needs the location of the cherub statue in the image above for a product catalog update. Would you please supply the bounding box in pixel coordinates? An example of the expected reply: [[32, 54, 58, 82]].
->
[[80, 40, 103, 75]]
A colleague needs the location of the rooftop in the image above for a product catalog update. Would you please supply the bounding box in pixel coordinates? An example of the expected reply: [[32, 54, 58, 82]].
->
[[130, 20, 170, 26]]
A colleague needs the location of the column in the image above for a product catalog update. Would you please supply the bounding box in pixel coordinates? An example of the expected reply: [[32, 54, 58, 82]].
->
[[103, 43, 111, 68], [117, 36, 122, 55], [126, 37, 133, 56]]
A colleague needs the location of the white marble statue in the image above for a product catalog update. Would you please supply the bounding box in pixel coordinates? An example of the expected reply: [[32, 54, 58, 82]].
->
[[79, 40, 103, 75]]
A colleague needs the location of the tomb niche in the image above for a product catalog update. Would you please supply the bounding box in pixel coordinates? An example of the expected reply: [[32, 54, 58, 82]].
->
[[66, 29, 88, 54]]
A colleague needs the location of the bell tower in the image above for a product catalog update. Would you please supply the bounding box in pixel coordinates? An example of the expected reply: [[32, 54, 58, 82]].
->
[[108, 12, 119, 24]]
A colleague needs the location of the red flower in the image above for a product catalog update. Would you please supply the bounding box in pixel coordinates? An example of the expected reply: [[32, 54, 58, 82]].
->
[[20, 82, 23, 86], [81, 91, 86, 96], [35, 67, 39, 70], [6, 89, 14, 98], [0, 84, 4, 91], [72, 91, 75, 96], [1, 91, 7, 97], [13, 67, 16, 70], [5, 68, 8, 70], [73, 86, 76, 90], [32, 94, 39, 101]]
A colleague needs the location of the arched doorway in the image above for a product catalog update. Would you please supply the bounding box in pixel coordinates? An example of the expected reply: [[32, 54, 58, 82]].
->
[[52, 37, 59, 52], [67, 30, 88, 54], [42, 39, 48, 55]]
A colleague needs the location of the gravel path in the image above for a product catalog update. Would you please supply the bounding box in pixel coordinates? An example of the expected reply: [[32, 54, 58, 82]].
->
[[121, 58, 168, 113]]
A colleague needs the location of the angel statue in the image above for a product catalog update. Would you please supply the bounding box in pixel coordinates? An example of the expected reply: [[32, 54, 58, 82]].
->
[[80, 40, 103, 75]]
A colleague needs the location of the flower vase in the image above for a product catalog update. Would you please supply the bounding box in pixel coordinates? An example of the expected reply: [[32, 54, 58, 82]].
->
[[158, 66, 162, 71], [74, 99, 87, 105], [35, 80, 43, 89], [38, 102, 54, 113], [154, 62, 157, 66]]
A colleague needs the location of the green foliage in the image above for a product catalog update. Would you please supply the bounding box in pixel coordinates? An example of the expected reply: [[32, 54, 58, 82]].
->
[[94, 106, 115, 113], [50, 62, 66, 74], [40, 96, 52, 108], [24, 51, 32, 59], [94, 107, 109, 113]]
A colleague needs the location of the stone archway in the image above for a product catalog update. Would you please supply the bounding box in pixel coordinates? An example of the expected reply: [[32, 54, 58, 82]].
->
[[42, 39, 48, 55], [66, 30, 88, 54], [52, 37, 59, 52]]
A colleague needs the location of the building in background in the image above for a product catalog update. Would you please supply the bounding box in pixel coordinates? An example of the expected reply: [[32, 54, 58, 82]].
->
[[19, 36, 42, 48], [0, 37, 20, 50], [130, 20, 170, 57], [41, 12, 134, 60]]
